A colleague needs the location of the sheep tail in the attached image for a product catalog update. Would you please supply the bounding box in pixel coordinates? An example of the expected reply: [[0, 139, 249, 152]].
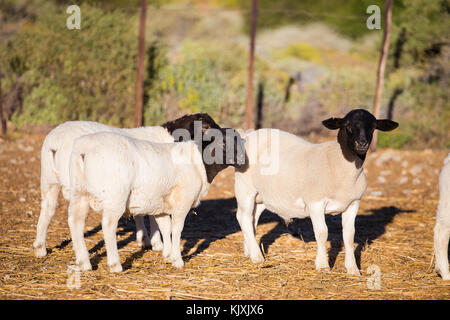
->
[[47, 148, 59, 181], [71, 152, 87, 194], [76, 153, 86, 181]]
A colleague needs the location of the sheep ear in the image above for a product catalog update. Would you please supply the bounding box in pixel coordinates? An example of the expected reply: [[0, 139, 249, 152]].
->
[[201, 121, 213, 132], [188, 120, 213, 139], [322, 117, 345, 130], [376, 119, 399, 131], [194, 121, 214, 133]]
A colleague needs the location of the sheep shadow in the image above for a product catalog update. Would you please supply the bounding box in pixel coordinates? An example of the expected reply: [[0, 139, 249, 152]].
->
[[53, 199, 242, 268], [88, 217, 149, 271], [260, 206, 415, 270], [181, 199, 414, 270], [82, 198, 244, 269], [181, 197, 244, 262], [52, 217, 147, 271], [53, 224, 103, 252]]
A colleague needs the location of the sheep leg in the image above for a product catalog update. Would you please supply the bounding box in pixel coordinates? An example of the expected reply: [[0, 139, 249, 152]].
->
[[242, 203, 265, 258], [253, 203, 265, 235], [235, 207, 246, 255], [135, 216, 151, 248], [102, 207, 125, 273], [148, 216, 163, 251], [155, 214, 172, 261], [309, 202, 330, 271], [34, 184, 61, 257], [68, 195, 92, 271], [235, 173, 263, 262], [169, 210, 189, 269], [134, 216, 163, 251], [434, 221, 450, 280], [341, 200, 361, 275], [236, 197, 264, 264]]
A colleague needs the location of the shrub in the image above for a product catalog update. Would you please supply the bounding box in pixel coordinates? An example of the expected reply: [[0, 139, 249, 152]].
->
[[276, 42, 322, 63], [1, 3, 139, 127]]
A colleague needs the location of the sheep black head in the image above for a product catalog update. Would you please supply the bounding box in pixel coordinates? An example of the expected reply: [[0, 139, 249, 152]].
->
[[161, 113, 221, 140], [322, 109, 398, 157], [163, 113, 246, 183], [202, 127, 246, 169]]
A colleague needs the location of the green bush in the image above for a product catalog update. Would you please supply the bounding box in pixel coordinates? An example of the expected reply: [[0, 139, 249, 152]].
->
[[144, 38, 291, 127], [1, 1, 291, 129], [377, 124, 413, 149], [381, 0, 450, 148], [1, 0, 448, 150], [1, 2, 139, 127]]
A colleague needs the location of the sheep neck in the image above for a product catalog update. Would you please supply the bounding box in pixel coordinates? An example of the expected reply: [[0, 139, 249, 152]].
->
[[336, 129, 366, 170], [190, 143, 228, 184], [204, 163, 229, 184]]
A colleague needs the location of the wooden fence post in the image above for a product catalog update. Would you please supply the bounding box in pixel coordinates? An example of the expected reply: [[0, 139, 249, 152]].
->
[[245, 0, 258, 130], [371, 0, 393, 151], [134, 0, 147, 128], [0, 75, 6, 136]]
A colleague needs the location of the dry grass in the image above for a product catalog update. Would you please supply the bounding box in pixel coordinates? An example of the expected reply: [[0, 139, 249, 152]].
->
[[0, 134, 449, 299]]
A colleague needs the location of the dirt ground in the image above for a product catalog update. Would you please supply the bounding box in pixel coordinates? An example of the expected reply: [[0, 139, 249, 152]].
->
[[0, 133, 449, 300]]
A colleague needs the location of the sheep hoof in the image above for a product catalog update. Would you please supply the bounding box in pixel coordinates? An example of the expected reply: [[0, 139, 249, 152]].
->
[[441, 274, 450, 281], [151, 240, 164, 252], [77, 261, 92, 272], [33, 245, 47, 257], [171, 259, 184, 269], [137, 239, 151, 249], [109, 263, 123, 273], [250, 254, 265, 264], [436, 268, 450, 281], [162, 251, 172, 262], [316, 265, 331, 272], [346, 267, 361, 276]]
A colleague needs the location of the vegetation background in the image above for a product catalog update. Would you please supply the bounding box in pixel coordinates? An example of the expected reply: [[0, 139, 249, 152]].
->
[[0, 0, 448, 148]]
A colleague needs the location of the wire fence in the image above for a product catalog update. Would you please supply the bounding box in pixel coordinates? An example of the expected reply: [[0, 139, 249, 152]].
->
[[100, 6, 369, 20]]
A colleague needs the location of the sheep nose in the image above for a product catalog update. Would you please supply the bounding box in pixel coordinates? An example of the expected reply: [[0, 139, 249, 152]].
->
[[356, 140, 368, 148]]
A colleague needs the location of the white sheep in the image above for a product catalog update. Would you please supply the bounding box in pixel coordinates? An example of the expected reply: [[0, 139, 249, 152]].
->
[[234, 109, 398, 275], [434, 153, 450, 280], [34, 113, 221, 257], [33, 121, 171, 257], [68, 127, 244, 272]]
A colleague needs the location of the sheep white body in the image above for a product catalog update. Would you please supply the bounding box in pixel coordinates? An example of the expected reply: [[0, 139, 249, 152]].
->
[[34, 121, 174, 257], [435, 153, 450, 280], [235, 129, 366, 275], [68, 132, 209, 271]]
